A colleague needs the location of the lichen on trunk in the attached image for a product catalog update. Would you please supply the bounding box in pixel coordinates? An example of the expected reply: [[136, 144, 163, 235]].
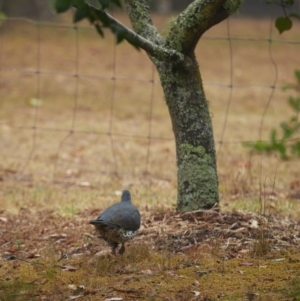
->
[[177, 144, 218, 211], [124, 0, 242, 211], [156, 55, 219, 211]]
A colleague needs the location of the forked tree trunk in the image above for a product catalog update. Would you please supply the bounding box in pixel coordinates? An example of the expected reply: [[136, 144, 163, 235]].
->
[[73, 0, 243, 212], [122, 0, 243, 212], [155, 55, 218, 211]]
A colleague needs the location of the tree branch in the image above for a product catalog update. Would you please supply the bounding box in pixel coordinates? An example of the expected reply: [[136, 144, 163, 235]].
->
[[124, 0, 164, 45], [166, 0, 243, 54], [103, 11, 183, 61], [85, 2, 184, 62]]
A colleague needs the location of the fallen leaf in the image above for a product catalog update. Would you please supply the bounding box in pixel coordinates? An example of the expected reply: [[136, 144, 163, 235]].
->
[[70, 295, 83, 300], [230, 227, 246, 233], [61, 265, 77, 272], [95, 250, 111, 256], [68, 284, 77, 290], [0, 217, 8, 223], [271, 258, 285, 262], [249, 219, 258, 228], [27, 253, 41, 259], [166, 271, 178, 277], [238, 249, 249, 255], [191, 291, 200, 296], [46, 233, 67, 239], [140, 269, 153, 275], [40, 279, 48, 285], [105, 298, 123, 301], [114, 190, 122, 196]]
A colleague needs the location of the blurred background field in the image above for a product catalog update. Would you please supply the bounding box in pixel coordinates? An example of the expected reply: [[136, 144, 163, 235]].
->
[[0, 1, 300, 300], [0, 7, 300, 216]]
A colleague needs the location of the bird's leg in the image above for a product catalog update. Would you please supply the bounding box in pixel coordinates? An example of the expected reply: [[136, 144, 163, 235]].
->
[[111, 242, 118, 256], [118, 243, 125, 255]]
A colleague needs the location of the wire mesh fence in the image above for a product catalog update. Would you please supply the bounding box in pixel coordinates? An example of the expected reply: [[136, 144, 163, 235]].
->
[[0, 15, 300, 201]]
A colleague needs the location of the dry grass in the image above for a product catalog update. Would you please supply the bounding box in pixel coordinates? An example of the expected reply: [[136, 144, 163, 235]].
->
[[0, 14, 300, 300]]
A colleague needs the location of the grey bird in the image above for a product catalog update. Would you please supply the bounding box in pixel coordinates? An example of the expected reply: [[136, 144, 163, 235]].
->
[[90, 190, 141, 255]]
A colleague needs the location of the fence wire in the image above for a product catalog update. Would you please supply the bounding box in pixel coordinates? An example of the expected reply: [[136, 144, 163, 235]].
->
[[0, 16, 300, 194]]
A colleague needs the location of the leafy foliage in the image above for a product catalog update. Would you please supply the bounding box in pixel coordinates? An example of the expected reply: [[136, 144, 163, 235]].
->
[[275, 16, 293, 33], [243, 70, 300, 160], [53, 0, 128, 42], [266, 0, 300, 34]]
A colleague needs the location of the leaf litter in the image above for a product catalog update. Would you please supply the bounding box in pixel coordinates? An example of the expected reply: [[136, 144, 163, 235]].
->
[[0, 207, 300, 300]]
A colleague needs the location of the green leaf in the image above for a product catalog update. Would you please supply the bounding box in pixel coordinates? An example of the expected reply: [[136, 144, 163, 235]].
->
[[73, 8, 89, 23], [289, 96, 300, 112], [282, 84, 293, 91], [95, 24, 104, 37], [280, 122, 294, 140], [54, 0, 72, 13], [285, 0, 294, 5], [110, 24, 125, 43], [291, 141, 300, 156], [99, 0, 110, 9], [243, 67, 300, 161], [71, 0, 86, 9], [112, 0, 122, 7], [243, 140, 272, 152], [270, 129, 277, 145], [295, 69, 300, 83], [94, 9, 110, 27], [257, 141, 272, 152], [275, 143, 288, 160], [275, 17, 293, 34]]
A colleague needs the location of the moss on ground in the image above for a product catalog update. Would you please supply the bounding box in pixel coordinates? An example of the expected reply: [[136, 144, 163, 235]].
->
[[1, 238, 300, 300]]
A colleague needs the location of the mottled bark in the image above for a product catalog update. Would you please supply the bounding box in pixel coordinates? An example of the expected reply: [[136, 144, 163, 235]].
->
[[156, 55, 218, 211], [123, 0, 242, 211]]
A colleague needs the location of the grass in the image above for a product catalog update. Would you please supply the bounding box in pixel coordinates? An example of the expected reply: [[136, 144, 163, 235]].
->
[[0, 13, 300, 300], [1, 242, 300, 300]]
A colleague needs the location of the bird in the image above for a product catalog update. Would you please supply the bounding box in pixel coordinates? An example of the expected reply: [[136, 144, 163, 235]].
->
[[89, 190, 141, 255]]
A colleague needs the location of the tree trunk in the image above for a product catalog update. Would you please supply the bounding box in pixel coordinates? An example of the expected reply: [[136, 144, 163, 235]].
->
[[121, 0, 241, 212], [155, 54, 218, 211], [61, 0, 242, 212]]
